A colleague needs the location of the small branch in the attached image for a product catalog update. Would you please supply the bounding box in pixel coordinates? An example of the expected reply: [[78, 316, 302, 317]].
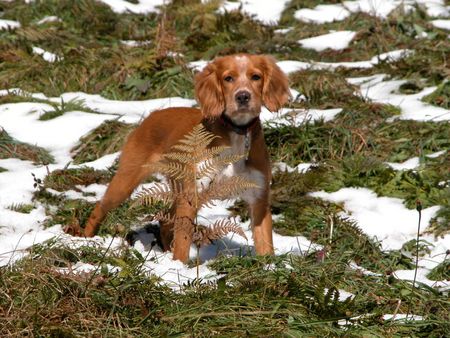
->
[[412, 200, 422, 289], [407, 200, 422, 320]]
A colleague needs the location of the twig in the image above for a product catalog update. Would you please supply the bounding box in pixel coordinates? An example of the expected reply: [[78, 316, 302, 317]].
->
[[412, 200, 422, 289], [407, 200, 422, 320]]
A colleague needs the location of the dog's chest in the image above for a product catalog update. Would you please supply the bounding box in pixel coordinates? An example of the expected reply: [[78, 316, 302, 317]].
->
[[219, 133, 265, 204]]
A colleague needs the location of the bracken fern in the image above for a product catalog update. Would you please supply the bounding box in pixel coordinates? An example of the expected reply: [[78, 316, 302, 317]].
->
[[133, 124, 255, 268]]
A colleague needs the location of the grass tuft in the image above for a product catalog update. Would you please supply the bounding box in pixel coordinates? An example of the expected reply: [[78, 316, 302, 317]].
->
[[0, 127, 55, 164], [71, 119, 134, 164]]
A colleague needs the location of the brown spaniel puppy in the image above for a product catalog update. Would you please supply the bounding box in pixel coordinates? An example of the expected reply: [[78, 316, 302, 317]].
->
[[81, 54, 290, 262]]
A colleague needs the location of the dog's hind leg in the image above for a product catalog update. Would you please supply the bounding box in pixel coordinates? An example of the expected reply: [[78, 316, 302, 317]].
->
[[83, 149, 161, 237]]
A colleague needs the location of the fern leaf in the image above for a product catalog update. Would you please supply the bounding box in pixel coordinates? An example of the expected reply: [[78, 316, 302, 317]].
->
[[149, 161, 193, 180], [152, 211, 174, 224], [193, 146, 230, 162], [196, 154, 244, 179], [164, 151, 196, 164], [132, 183, 173, 207], [192, 219, 247, 246], [177, 124, 218, 151], [198, 176, 259, 207]]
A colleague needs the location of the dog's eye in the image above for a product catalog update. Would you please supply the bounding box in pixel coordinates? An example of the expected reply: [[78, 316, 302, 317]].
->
[[224, 76, 234, 82], [251, 74, 261, 81]]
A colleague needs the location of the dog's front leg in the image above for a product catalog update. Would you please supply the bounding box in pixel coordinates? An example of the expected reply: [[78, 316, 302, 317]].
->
[[249, 194, 274, 255]]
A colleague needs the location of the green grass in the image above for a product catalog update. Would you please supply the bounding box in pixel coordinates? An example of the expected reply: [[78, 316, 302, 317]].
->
[[1, 0, 450, 336], [42, 167, 113, 191], [71, 119, 134, 164], [6, 202, 35, 214], [423, 81, 450, 109], [1, 243, 449, 337], [0, 127, 55, 164]]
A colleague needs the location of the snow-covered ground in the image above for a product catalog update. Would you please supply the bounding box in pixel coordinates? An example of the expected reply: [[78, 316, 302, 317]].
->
[[298, 31, 356, 52], [0, 0, 449, 295], [294, 0, 449, 24]]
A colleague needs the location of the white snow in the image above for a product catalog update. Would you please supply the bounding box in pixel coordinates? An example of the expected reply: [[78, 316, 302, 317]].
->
[[385, 151, 447, 170], [349, 74, 450, 121], [426, 150, 446, 158], [0, 103, 118, 163], [298, 31, 357, 52], [383, 314, 424, 321], [431, 19, 450, 30], [274, 27, 293, 34], [37, 16, 62, 25], [295, 4, 351, 24], [97, 0, 167, 14], [343, 0, 406, 18], [0, 19, 21, 30], [416, 0, 450, 18], [386, 157, 420, 170], [324, 288, 355, 301], [261, 107, 343, 126], [121, 40, 152, 47], [217, 0, 290, 24], [32, 47, 62, 63], [294, 1, 449, 24], [393, 267, 449, 289], [273, 162, 312, 174], [0, 89, 196, 123], [190, 50, 412, 75], [276, 49, 412, 74], [310, 187, 440, 250]]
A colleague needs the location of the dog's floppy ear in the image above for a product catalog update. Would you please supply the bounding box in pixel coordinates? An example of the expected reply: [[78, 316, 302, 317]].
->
[[261, 56, 290, 112], [194, 62, 225, 119]]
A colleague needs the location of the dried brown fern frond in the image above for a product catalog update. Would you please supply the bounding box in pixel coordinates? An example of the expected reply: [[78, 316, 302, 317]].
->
[[153, 211, 194, 229], [135, 123, 252, 262], [196, 154, 243, 178], [192, 219, 248, 247], [147, 125, 241, 182], [198, 176, 259, 208], [155, 7, 177, 59], [132, 183, 173, 207], [174, 124, 218, 153], [166, 145, 231, 164], [152, 210, 176, 224], [147, 161, 192, 180]]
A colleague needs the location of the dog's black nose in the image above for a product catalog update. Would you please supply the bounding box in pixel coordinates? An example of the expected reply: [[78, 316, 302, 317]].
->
[[235, 91, 251, 105]]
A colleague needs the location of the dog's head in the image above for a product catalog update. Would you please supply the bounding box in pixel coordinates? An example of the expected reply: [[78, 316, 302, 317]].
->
[[194, 54, 290, 125]]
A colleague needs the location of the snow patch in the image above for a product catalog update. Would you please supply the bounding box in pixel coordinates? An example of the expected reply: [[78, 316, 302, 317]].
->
[[32, 47, 62, 63], [295, 4, 351, 24], [217, 0, 290, 24], [298, 31, 356, 52], [0, 19, 21, 30], [98, 0, 167, 14], [349, 74, 450, 121], [310, 187, 440, 250], [431, 19, 450, 30]]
